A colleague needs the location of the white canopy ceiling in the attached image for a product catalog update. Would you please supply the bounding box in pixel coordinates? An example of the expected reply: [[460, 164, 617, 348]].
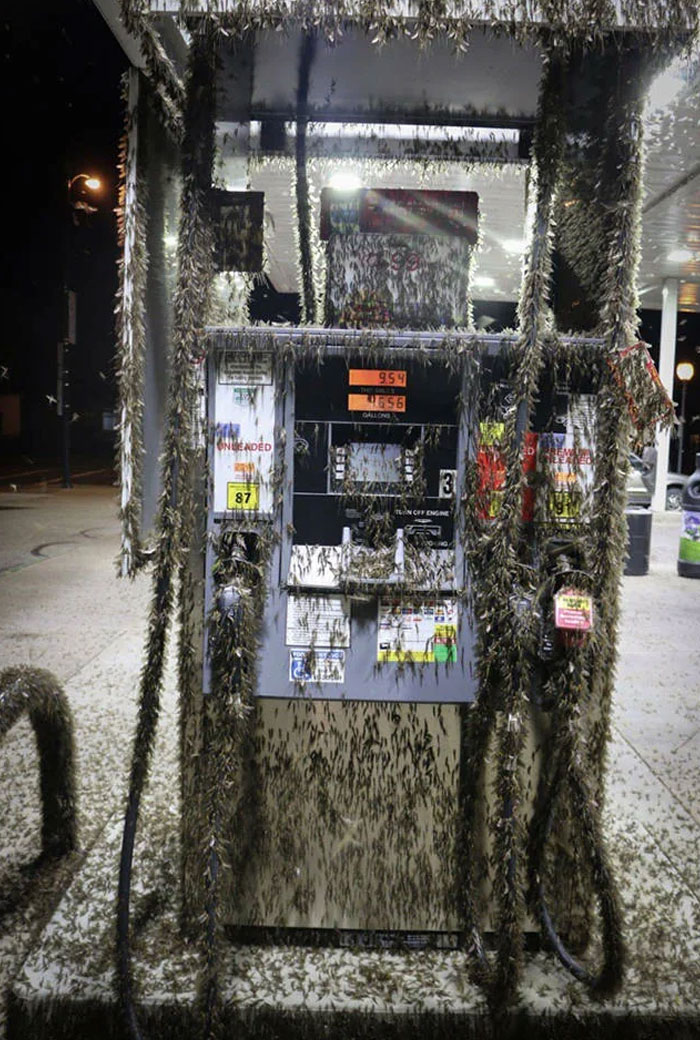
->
[[95, 0, 700, 310]]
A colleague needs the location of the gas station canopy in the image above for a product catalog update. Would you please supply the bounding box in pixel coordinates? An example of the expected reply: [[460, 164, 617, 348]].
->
[[94, 0, 700, 309]]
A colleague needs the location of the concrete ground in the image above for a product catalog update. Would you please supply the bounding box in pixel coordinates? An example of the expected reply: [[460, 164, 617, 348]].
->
[[1, 486, 699, 1036]]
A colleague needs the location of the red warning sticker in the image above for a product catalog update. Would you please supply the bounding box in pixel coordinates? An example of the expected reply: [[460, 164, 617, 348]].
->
[[554, 588, 593, 631]]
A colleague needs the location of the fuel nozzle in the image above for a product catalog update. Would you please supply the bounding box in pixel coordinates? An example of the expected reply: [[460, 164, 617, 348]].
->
[[541, 538, 594, 653], [218, 584, 243, 626]]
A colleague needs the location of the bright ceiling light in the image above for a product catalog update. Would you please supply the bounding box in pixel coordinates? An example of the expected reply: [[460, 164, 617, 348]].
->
[[667, 248, 694, 262], [84, 177, 101, 191], [473, 275, 496, 288], [263, 121, 520, 144], [676, 361, 695, 382], [327, 171, 362, 191], [502, 238, 527, 255]]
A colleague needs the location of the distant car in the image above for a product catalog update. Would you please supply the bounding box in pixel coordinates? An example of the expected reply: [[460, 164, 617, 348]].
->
[[628, 452, 687, 510]]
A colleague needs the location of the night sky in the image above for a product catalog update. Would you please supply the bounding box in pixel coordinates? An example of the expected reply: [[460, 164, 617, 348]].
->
[[1, 5, 699, 472], [2, 0, 126, 461]]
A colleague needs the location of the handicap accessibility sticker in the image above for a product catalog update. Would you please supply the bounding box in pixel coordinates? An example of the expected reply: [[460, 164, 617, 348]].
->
[[289, 648, 345, 684]]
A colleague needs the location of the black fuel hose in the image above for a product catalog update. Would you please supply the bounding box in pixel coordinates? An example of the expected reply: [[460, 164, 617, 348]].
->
[[116, 491, 179, 1040], [458, 699, 496, 983], [201, 587, 245, 1039], [531, 751, 624, 995], [527, 541, 624, 994]]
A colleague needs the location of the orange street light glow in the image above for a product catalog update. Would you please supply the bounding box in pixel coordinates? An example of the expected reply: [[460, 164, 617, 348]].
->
[[69, 173, 102, 192]]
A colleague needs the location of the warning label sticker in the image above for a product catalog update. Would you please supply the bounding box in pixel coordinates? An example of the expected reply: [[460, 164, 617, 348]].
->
[[289, 649, 346, 684], [286, 595, 351, 648], [218, 353, 272, 386], [377, 599, 457, 663], [554, 588, 594, 631]]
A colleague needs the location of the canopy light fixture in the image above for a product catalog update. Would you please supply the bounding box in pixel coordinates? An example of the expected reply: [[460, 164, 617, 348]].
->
[[327, 171, 363, 191], [251, 120, 520, 144]]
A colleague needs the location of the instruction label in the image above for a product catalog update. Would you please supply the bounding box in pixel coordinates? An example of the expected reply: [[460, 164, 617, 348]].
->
[[286, 595, 351, 648], [213, 351, 275, 515], [377, 599, 457, 663], [218, 352, 272, 386], [539, 395, 595, 523], [289, 649, 346, 684]]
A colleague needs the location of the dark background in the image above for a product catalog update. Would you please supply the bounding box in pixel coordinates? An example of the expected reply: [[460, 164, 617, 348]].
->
[[1, 1, 699, 480], [1, 0, 126, 472]]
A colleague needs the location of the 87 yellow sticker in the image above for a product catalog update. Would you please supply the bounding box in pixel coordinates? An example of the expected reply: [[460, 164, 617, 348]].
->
[[227, 482, 259, 510]]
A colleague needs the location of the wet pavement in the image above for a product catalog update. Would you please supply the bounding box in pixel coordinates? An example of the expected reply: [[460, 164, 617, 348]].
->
[[1, 487, 699, 1036]]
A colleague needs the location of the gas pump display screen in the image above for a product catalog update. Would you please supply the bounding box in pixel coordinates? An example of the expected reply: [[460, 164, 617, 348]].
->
[[293, 355, 460, 550], [346, 442, 402, 485], [348, 369, 407, 388], [348, 393, 406, 413]]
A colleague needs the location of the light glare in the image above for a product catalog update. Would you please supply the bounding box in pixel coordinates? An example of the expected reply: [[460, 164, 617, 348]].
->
[[667, 248, 694, 263], [327, 171, 363, 191], [647, 57, 688, 113]]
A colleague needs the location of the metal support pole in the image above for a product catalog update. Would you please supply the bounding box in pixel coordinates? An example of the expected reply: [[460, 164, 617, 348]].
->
[[61, 341, 72, 488], [652, 277, 678, 512], [677, 380, 688, 472], [61, 170, 75, 490]]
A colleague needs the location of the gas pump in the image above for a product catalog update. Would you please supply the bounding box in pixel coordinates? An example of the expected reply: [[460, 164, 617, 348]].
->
[[188, 185, 619, 983], [199, 330, 607, 952], [193, 188, 484, 943], [204, 327, 477, 942], [107, 18, 658, 1031]]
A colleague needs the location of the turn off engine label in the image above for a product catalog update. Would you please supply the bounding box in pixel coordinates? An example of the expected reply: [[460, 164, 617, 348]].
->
[[377, 599, 457, 663]]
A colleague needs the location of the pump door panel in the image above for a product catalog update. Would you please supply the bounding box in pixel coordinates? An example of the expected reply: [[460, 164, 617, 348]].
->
[[209, 338, 477, 704]]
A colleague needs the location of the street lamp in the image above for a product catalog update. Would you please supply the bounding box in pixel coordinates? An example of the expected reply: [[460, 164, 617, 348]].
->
[[60, 173, 102, 488], [70, 173, 101, 192], [676, 360, 695, 473]]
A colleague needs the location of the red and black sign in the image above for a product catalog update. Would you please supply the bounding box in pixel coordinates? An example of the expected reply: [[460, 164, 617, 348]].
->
[[320, 188, 478, 243]]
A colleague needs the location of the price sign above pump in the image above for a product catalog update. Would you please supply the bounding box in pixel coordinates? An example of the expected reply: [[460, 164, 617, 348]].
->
[[322, 188, 479, 329]]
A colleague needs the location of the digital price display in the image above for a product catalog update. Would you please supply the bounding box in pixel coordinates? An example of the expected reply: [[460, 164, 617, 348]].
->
[[347, 393, 406, 413], [348, 369, 407, 388]]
